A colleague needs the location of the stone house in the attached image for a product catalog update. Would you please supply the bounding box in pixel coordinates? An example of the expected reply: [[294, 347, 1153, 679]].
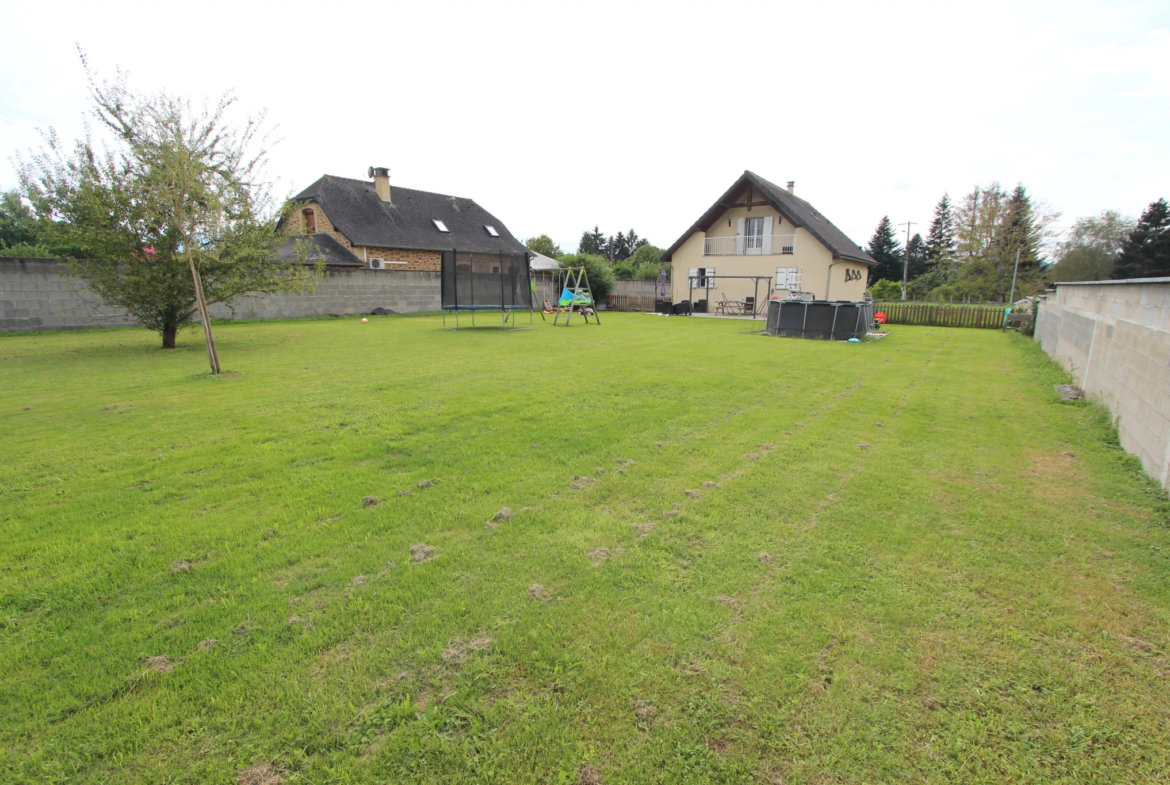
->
[[661, 171, 875, 308], [279, 167, 530, 270]]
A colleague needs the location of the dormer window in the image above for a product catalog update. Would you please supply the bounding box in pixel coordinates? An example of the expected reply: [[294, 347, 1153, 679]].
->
[[433, 219, 449, 232], [484, 225, 499, 237], [302, 208, 316, 234]]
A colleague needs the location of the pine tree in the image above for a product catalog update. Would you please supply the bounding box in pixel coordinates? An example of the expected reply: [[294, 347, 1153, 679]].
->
[[906, 233, 928, 280], [1115, 198, 1170, 279], [609, 231, 629, 261], [1001, 184, 1043, 279], [866, 216, 903, 284], [924, 193, 956, 269], [578, 225, 606, 256]]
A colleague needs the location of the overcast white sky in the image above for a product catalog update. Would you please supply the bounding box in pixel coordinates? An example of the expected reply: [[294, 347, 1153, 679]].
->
[[2, 0, 1167, 254]]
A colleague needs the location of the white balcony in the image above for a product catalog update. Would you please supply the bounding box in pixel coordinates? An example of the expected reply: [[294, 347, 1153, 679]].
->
[[703, 234, 796, 256]]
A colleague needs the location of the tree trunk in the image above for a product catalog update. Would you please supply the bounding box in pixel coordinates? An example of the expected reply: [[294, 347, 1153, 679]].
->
[[162, 322, 177, 348]]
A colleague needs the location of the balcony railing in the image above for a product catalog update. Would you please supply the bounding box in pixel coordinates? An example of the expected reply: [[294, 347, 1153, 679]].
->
[[703, 234, 796, 256]]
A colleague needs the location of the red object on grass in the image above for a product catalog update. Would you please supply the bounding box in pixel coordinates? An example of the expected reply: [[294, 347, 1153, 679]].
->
[[875, 312, 887, 324]]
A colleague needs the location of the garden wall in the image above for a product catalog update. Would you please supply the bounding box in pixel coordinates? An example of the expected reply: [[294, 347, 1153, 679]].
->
[[0, 258, 441, 333], [1035, 278, 1170, 491]]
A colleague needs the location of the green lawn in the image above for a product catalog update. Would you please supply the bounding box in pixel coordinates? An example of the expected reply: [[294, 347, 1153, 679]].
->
[[2, 314, 1168, 784]]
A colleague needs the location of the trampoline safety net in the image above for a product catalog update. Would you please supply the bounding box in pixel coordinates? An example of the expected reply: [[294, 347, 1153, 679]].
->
[[441, 251, 533, 311]]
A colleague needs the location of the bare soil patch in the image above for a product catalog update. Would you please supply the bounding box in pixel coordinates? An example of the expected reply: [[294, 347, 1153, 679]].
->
[[142, 655, 175, 673], [171, 561, 192, 573], [684, 489, 702, 498], [410, 544, 438, 563], [528, 583, 551, 601], [441, 632, 492, 664], [570, 476, 596, 490], [237, 763, 283, 785], [362, 496, 380, 508], [631, 523, 655, 538], [587, 547, 620, 566]]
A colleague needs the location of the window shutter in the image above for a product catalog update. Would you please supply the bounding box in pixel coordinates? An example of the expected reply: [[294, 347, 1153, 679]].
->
[[688, 268, 698, 288], [705, 267, 715, 288], [762, 216, 773, 255], [735, 218, 746, 255]]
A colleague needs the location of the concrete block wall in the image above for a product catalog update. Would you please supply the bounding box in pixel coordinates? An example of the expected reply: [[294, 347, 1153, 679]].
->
[[1036, 278, 1170, 490], [0, 258, 137, 331], [0, 258, 441, 333]]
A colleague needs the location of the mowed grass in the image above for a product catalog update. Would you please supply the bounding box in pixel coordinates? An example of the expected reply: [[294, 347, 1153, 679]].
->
[[2, 314, 1169, 784]]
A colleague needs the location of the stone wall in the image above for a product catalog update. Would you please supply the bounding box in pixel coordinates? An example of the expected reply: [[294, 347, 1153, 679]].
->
[[1035, 278, 1170, 490], [0, 257, 441, 333]]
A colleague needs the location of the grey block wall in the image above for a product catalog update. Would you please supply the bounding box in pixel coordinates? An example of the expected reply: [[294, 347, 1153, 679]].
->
[[0, 258, 441, 333], [1035, 278, 1170, 491], [0, 258, 138, 331]]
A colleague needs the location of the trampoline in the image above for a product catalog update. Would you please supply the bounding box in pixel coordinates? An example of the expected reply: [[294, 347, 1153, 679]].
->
[[441, 250, 534, 330]]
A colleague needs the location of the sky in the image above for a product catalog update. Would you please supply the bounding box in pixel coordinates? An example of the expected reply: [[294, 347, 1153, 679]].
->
[[1, 0, 1167, 255]]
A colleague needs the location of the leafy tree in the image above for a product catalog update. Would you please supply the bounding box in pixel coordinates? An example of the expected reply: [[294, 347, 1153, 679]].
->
[[633, 261, 667, 281], [867, 279, 902, 300], [579, 225, 606, 257], [557, 253, 614, 304], [1114, 198, 1170, 279], [906, 233, 928, 280], [0, 191, 40, 249], [953, 181, 1058, 300], [17, 54, 322, 366], [524, 234, 562, 259], [630, 243, 662, 267], [612, 260, 636, 279], [924, 193, 956, 269], [866, 216, 903, 285], [1050, 210, 1135, 282]]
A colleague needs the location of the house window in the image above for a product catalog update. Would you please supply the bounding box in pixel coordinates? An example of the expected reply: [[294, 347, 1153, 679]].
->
[[433, 219, 449, 232], [689, 267, 715, 289], [484, 225, 499, 237], [744, 217, 765, 252], [302, 208, 316, 234], [776, 267, 800, 289]]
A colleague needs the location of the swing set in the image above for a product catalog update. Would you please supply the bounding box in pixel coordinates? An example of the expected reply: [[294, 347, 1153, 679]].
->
[[551, 267, 600, 326]]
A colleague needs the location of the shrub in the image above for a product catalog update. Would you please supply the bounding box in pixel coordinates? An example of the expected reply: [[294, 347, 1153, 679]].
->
[[868, 279, 902, 300]]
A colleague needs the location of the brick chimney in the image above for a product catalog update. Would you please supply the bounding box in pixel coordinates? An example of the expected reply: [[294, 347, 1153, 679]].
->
[[786, 181, 795, 194], [369, 166, 391, 202]]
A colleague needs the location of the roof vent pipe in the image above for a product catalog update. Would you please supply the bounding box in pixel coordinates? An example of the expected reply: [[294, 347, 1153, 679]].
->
[[368, 166, 391, 202], [787, 181, 795, 194]]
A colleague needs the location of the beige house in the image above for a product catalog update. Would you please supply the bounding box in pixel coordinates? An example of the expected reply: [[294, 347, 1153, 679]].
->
[[661, 171, 875, 310]]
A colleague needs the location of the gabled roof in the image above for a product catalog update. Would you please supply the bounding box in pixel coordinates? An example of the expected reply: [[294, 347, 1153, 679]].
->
[[661, 171, 876, 266], [291, 175, 530, 256], [276, 233, 363, 266], [529, 250, 561, 271]]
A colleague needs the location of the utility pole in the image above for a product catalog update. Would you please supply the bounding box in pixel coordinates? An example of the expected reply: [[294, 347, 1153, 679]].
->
[[1004, 246, 1022, 328], [899, 221, 917, 301]]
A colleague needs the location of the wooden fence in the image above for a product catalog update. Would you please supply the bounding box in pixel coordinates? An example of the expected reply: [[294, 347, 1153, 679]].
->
[[608, 294, 664, 312], [873, 301, 1011, 329]]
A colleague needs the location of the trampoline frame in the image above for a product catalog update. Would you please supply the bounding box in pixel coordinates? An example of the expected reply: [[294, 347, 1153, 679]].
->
[[440, 249, 534, 332]]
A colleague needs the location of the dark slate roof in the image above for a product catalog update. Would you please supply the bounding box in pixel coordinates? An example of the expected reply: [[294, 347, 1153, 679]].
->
[[277, 233, 364, 266], [291, 175, 530, 256], [661, 171, 876, 266]]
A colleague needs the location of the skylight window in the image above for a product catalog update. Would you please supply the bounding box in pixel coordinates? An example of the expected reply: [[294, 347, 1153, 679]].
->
[[433, 219, 449, 232], [484, 225, 499, 237]]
